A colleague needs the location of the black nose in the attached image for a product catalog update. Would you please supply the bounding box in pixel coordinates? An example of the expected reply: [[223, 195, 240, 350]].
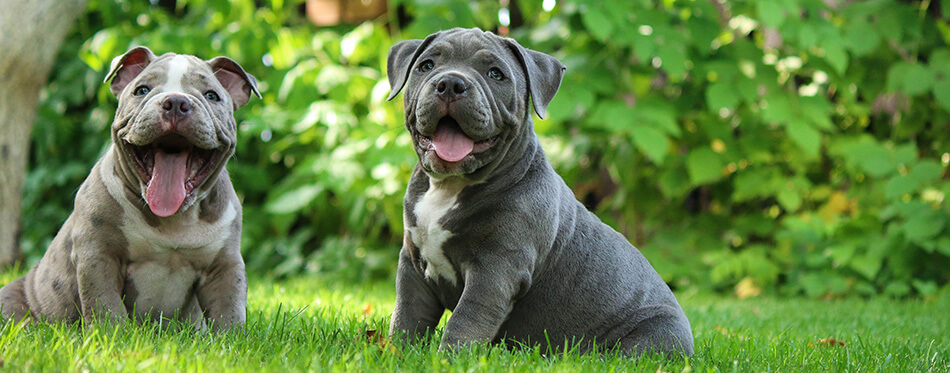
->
[[162, 96, 190, 116], [436, 76, 467, 102]]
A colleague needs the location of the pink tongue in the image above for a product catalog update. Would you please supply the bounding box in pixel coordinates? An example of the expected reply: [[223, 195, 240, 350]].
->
[[432, 123, 474, 162], [146, 149, 188, 217]]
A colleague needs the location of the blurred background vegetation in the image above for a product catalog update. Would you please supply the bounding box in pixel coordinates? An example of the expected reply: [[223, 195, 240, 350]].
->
[[20, 0, 949, 298]]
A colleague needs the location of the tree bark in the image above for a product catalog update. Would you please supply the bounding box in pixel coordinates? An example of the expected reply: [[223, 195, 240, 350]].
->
[[0, 0, 88, 267]]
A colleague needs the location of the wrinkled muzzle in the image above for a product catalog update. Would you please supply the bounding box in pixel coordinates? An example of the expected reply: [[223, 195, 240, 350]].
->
[[123, 133, 225, 217], [119, 93, 231, 217]]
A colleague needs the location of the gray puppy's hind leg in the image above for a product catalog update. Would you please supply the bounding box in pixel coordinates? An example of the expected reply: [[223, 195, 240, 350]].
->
[[0, 277, 32, 321], [618, 308, 695, 357]]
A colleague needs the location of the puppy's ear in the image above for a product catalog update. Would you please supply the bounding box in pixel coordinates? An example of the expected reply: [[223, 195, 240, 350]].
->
[[207, 56, 262, 110], [104, 46, 157, 97], [386, 32, 442, 101], [505, 41, 566, 119]]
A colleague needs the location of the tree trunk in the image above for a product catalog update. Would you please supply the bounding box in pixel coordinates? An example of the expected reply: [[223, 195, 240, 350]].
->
[[0, 0, 88, 267]]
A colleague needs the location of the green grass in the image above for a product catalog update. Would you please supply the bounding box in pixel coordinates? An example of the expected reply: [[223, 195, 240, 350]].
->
[[0, 272, 947, 372]]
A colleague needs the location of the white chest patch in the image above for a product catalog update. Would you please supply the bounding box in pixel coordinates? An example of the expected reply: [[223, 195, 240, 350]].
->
[[99, 147, 236, 315], [125, 261, 199, 319], [163, 55, 191, 94], [409, 179, 462, 284]]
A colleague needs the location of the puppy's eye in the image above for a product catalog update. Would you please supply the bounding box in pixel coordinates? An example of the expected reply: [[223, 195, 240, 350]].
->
[[133, 86, 150, 96], [204, 91, 221, 102], [487, 68, 504, 81], [418, 60, 435, 73]]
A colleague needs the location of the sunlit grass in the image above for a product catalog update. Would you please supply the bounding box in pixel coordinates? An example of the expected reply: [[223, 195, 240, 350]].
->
[[0, 272, 947, 371]]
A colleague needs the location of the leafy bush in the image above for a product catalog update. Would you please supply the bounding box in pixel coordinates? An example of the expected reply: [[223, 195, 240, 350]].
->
[[525, 0, 950, 298], [22, 0, 949, 296]]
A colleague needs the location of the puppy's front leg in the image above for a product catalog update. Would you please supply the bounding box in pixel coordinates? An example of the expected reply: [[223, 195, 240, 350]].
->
[[390, 249, 444, 343], [440, 261, 530, 351], [196, 249, 247, 332], [75, 248, 127, 324]]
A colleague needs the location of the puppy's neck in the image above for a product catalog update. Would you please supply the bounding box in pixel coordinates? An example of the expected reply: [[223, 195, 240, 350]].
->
[[481, 131, 545, 188], [427, 174, 474, 194]]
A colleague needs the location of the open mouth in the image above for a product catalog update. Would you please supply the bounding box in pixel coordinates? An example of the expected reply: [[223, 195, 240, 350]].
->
[[124, 134, 221, 217], [415, 116, 499, 163]]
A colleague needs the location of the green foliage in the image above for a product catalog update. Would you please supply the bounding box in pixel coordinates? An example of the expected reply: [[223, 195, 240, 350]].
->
[[508, 0, 949, 298], [21, 0, 950, 296]]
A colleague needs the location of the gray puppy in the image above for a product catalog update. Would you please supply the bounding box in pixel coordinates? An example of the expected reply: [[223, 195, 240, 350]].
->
[[0, 47, 259, 331], [386, 28, 694, 356]]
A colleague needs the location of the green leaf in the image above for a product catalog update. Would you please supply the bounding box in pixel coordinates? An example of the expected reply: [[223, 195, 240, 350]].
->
[[884, 176, 919, 200], [687, 17, 721, 54], [912, 280, 939, 296], [930, 48, 950, 78], [910, 160, 945, 185], [823, 42, 849, 75], [706, 81, 739, 111], [883, 281, 911, 297], [888, 62, 934, 95], [828, 244, 856, 265], [876, 6, 912, 38], [658, 167, 690, 198], [686, 147, 724, 185], [894, 143, 918, 165], [840, 139, 898, 177], [786, 120, 821, 158], [705, 61, 741, 82], [797, 24, 818, 49], [630, 126, 668, 163], [886, 63, 909, 92], [588, 101, 635, 133], [777, 189, 803, 211], [903, 210, 946, 243], [737, 78, 758, 103], [798, 273, 830, 298], [656, 46, 688, 78], [853, 281, 877, 296], [633, 98, 681, 137], [920, 239, 938, 253], [938, 236, 950, 256], [631, 33, 656, 59], [850, 253, 883, 280], [733, 168, 777, 201], [933, 80, 950, 112], [800, 96, 833, 130], [761, 94, 794, 124], [546, 78, 596, 122], [887, 201, 930, 219], [902, 63, 936, 96], [757, 1, 786, 27], [265, 185, 323, 214], [844, 19, 881, 56], [582, 7, 615, 41]]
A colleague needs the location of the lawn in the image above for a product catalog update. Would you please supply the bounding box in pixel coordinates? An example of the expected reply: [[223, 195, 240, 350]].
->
[[0, 272, 947, 372]]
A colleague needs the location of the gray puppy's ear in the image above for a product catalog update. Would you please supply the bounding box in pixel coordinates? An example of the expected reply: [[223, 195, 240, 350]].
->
[[505, 40, 566, 119], [104, 46, 157, 97], [207, 56, 262, 110], [386, 32, 442, 101]]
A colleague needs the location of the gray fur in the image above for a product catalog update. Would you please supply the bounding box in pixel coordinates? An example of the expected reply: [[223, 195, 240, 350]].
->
[[0, 47, 259, 331], [387, 28, 693, 356]]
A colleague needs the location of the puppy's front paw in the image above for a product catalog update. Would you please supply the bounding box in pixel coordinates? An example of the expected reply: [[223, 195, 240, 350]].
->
[[439, 336, 481, 353], [82, 309, 129, 328]]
